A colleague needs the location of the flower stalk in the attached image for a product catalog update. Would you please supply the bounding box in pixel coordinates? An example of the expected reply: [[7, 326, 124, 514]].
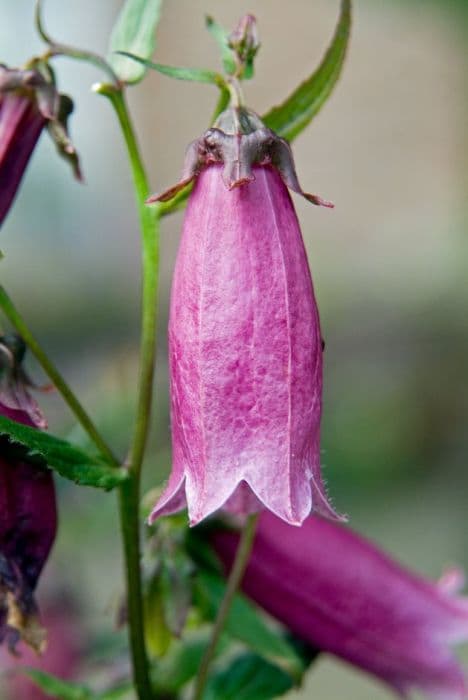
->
[[192, 513, 259, 700], [96, 84, 160, 700]]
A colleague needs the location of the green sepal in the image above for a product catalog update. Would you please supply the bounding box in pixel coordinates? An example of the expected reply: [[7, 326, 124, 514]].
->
[[22, 669, 97, 700], [0, 415, 126, 490], [263, 0, 352, 141], [108, 0, 163, 84], [194, 571, 304, 681], [115, 52, 225, 86], [205, 15, 236, 75], [203, 653, 293, 700]]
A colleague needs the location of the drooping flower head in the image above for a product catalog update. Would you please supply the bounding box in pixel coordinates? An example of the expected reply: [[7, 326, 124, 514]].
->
[[210, 512, 468, 700], [0, 63, 81, 228], [0, 335, 57, 654], [149, 101, 342, 527]]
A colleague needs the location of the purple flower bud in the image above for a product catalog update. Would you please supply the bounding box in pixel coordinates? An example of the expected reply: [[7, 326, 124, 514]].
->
[[149, 106, 340, 527], [0, 336, 57, 654], [0, 64, 81, 228], [228, 14, 260, 70], [211, 513, 468, 699]]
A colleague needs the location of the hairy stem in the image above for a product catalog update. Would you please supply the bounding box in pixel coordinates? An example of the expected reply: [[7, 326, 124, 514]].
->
[[193, 513, 259, 700], [0, 285, 118, 464]]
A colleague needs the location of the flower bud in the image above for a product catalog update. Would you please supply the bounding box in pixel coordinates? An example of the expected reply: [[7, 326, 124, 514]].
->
[[0, 64, 81, 227], [211, 512, 468, 700], [228, 15, 260, 76], [0, 335, 57, 654], [149, 106, 340, 527]]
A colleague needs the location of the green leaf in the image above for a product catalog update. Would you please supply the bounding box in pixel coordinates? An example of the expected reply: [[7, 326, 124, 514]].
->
[[115, 52, 223, 85], [108, 0, 162, 84], [22, 668, 96, 700], [205, 15, 236, 75], [204, 653, 293, 700], [151, 628, 228, 693], [194, 571, 303, 680], [98, 684, 133, 700], [263, 0, 351, 141], [0, 415, 126, 490]]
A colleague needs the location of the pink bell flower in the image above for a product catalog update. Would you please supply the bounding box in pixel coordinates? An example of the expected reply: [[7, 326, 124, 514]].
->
[[211, 512, 468, 700], [149, 105, 341, 527]]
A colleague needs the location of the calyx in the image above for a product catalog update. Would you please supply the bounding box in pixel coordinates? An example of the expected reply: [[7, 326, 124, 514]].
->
[[147, 105, 333, 208]]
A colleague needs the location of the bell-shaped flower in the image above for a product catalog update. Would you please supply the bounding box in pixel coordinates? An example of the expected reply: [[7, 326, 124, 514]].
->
[[0, 63, 81, 227], [149, 105, 341, 527], [211, 512, 468, 700], [0, 335, 57, 654]]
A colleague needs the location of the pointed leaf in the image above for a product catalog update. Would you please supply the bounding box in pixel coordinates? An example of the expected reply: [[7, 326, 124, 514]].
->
[[194, 571, 304, 680], [0, 415, 126, 490], [204, 653, 293, 700], [205, 15, 236, 75], [22, 668, 96, 700], [263, 0, 351, 141], [115, 52, 223, 85], [108, 0, 163, 84]]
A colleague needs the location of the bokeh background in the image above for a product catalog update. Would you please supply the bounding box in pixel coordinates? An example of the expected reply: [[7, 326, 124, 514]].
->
[[1, 0, 467, 698]]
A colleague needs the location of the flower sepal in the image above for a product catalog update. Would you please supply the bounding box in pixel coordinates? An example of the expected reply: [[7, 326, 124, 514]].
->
[[147, 105, 333, 208]]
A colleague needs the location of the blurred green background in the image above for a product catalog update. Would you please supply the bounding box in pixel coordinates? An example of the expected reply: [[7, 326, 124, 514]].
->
[[1, 0, 467, 698]]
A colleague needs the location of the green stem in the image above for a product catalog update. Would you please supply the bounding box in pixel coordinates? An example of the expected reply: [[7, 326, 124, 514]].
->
[[98, 84, 160, 700], [35, 0, 120, 86], [119, 474, 154, 700], [99, 85, 160, 477], [0, 285, 118, 465], [193, 513, 259, 700]]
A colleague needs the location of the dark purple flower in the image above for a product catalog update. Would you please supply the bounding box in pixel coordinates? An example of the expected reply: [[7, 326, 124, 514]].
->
[[211, 512, 468, 699], [0, 64, 81, 228], [149, 106, 339, 527], [0, 335, 57, 654]]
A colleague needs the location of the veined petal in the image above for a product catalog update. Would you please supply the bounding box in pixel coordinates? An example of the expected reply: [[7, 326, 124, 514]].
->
[[151, 164, 340, 526]]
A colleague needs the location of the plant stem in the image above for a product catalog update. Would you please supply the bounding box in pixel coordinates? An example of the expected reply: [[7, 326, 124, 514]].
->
[[0, 285, 118, 465], [119, 474, 154, 700], [193, 513, 259, 700], [35, 0, 121, 86], [101, 85, 160, 477], [99, 84, 160, 700]]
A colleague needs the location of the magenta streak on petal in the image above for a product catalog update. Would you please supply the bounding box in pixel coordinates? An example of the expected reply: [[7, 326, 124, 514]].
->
[[212, 513, 468, 700], [150, 164, 340, 526], [0, 92, 45, 226]]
